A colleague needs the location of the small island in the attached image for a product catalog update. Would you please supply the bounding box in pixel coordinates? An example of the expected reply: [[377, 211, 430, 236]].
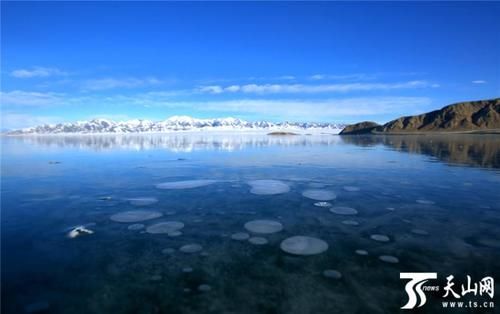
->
[[340, 98, 500, 135], [267, 131, 299, 136]]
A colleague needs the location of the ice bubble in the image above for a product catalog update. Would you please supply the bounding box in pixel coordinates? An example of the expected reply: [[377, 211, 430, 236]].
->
[[146, 221, 184, 234], [67, 226, 94, 239], [168, 230, 183, 237], [110, 210, 163, 223], [323, 269, 342, 279], [314, 201, 332, 208], [309, 182, 327, 188], [127, 223, 145, 231], [379, 255, 399, 264], [127, 197, 158, 206], [416, 199, 435, 205], [411, 229, 429, 236], [156, 180, 217, 190], [247, 180, 290, 195], [477, 238, 500, 249], [98, 196, 112, 201], [244, 220, 283, 234], [330, 206, 358, 215], [386, 207, 395, 211], [182, 267, 193, 273], [355, 249, 368, 256], [162, 248, 175, 255], [343, 186, 360, 192], [370, 234, 390, 242], [179, 243, 203, 253], [280, 236, 329, 255], [248, 237, 268, 245], [341, 220, 360, 226], [302, 189, 337, 201], [198, 284, 212, 292], [231, 232, 250, 241]]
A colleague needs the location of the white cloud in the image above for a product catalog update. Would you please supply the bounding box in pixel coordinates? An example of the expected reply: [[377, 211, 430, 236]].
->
[[0, 90, 65, 106], [0, 88, 432, 124], [81, 77, 162, 91], [198, 81, 434, 95], [308, 73, 376, 81], [133, 96, 431, 121], [198, 85, 224, 94], [225, 85, 241, 92], [278, 75, 296, 80], [10, 67, 67, 78], [1, 113, 64, 130], [309, 74, 326, 80], [472, 80, 487, 84], [86, 113, 134, 121], [197, 97, 432, 119]]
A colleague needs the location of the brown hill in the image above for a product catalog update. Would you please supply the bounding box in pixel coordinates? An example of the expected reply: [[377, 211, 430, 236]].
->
[[338, 121, 380, 135], [340, 98, 500, 135]]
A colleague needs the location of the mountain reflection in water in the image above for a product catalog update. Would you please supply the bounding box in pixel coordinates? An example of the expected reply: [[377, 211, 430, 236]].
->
[[340, 135, 500, 169], [5, 133, 500, 169]]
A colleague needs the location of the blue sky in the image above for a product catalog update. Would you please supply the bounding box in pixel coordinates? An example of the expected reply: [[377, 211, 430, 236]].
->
[[1, 1, 499, 129]]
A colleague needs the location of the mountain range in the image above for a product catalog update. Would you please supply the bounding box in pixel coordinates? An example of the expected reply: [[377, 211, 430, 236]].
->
[[7, 116, 345, 135], [340, 98, 500, 134]]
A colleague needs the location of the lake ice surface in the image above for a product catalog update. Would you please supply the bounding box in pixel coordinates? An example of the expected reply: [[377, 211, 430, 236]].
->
[[1, 133, 500, 314]]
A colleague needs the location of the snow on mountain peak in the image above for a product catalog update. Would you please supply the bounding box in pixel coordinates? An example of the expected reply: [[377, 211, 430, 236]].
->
[[7, 115, 346, 135]]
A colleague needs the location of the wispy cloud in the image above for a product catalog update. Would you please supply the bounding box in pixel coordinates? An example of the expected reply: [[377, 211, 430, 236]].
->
[[1, 113, 64, 130], [0, 90, 183, 108], [472, 80, 487, 84], [1, 88, 432, 122], [10, 67, 68, 78], [195, 97, 432, 120], [277, 75, 296, 80], [0, 90, 65, 106], [308, 73, 376, 81], [198, 85, 224, 94], [126, 95, 432, 121], [81, 77, 162, 91], [198, 80, 436, 95]]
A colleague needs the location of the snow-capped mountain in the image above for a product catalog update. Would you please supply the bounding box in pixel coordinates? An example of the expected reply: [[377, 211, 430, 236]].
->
[[8, 116, 346, 135]]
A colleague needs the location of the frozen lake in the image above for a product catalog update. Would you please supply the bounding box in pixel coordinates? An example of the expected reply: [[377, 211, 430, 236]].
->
[[1, 133, 499, 313]]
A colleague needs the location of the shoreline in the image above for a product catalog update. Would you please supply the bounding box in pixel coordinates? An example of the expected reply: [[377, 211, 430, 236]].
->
[[340, 129, 500, 135]]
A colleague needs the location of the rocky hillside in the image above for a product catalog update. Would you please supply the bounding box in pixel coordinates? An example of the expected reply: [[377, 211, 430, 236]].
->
[[340, 98, 500, 135], [338, 122, 380, 135]]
